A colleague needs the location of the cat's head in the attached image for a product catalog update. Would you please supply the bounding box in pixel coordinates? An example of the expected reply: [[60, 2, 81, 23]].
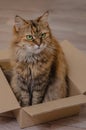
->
[[13, 11, 53, 56]]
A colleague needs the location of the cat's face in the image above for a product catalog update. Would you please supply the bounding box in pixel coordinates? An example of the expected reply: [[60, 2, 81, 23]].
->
[[13, 11, 52, 56]]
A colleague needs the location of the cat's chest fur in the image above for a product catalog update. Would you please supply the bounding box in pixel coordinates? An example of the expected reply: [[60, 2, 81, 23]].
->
[[17, 53, 53, 82]]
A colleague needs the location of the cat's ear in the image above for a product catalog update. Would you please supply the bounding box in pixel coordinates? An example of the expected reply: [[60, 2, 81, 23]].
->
[[14, 15, 28, 32], [38, 11, 49, 22]]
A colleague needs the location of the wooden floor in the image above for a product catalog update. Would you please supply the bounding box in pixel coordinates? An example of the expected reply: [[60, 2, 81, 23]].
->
[[0, 0, 86, 129]]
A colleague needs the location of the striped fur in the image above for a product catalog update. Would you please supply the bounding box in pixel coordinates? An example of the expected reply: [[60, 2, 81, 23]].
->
[[11, 11, 69, 106]]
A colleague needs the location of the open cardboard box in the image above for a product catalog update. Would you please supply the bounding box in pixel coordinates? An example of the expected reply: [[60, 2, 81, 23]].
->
[[0, 40, 86, 128]]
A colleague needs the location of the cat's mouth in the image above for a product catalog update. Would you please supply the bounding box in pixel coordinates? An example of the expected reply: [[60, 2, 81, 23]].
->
[[35, 44, 47, 53], [34, 45, 41, 49], [17, 42, 47, 56], [25, 44, 47, 54]]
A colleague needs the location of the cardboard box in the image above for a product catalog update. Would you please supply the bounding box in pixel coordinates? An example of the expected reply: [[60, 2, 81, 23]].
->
[[0, 40, 86, 128]]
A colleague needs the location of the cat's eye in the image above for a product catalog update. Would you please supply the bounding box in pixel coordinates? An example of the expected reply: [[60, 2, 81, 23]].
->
[[41, 33, 46, 38], [26, 35, 33, 40]]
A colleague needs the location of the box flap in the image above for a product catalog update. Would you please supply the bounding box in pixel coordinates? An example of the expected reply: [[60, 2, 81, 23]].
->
[[0, 49, 10, 62], [0, 68, 20, 114], [23, 95, 86, 117], [60, 40, 86, 94]]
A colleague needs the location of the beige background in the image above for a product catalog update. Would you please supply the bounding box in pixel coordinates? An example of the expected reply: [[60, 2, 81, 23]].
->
[[0, 0, 86, 130]]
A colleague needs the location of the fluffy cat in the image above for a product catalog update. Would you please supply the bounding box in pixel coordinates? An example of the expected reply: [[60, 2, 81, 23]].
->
[[10, 11, 69, 107]]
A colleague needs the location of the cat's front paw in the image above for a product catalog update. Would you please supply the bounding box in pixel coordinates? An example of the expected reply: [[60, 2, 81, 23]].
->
[[20, 91, 30, 107], [20, 99, 29, 107]]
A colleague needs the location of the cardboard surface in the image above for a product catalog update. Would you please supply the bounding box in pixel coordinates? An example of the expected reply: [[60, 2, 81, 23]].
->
[[61, 40, 86, 94], [19, 106, 80, 128], [0, 111, 14, 118], [0, 68, 20, 114], [23, 95, 86, 117]]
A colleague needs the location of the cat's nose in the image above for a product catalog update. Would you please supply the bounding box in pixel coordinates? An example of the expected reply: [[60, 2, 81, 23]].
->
[[35, 39, 41, 46]]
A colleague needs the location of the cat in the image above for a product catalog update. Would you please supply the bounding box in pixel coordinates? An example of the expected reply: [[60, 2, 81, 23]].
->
[[10, 11, 69, 107]]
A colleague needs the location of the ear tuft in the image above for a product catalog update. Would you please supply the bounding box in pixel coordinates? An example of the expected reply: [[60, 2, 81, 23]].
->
[[38, 11, 49, 22]]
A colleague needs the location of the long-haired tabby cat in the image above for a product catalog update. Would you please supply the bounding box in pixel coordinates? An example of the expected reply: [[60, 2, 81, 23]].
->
[[11, 11, 69, 107]]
